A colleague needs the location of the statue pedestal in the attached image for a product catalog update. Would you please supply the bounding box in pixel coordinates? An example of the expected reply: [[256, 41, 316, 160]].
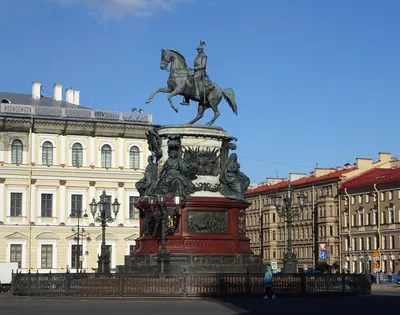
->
[[124, 197, 262, 273], [121, 125, 262, 274]]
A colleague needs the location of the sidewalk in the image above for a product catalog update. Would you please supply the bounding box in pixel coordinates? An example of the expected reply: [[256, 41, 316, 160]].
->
[[372, 284, 399, 291]]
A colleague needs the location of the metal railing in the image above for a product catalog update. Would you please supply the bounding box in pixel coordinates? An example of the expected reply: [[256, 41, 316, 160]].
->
[[0, 103, 152, 124], [11, 271, 371, 297]]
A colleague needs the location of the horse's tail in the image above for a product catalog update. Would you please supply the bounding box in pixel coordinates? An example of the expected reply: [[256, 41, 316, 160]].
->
[[222, 88, 238, 115]]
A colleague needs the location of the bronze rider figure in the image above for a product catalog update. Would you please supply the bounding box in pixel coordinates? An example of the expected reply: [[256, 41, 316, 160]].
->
[[181, 41, 214, 106]]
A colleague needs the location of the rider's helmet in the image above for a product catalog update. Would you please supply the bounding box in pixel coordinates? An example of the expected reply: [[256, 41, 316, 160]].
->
[[197, 40, 206, 52]]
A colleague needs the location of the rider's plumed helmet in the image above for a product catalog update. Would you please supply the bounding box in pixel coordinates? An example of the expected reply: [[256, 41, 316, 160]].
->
[[197, 40, 206, 52]]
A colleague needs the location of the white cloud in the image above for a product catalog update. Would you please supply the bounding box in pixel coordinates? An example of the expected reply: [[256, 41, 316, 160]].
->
[[51, 0, 193, 19]]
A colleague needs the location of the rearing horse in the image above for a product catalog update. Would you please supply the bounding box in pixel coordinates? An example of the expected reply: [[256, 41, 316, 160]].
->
[[145, 49, 238, 125]]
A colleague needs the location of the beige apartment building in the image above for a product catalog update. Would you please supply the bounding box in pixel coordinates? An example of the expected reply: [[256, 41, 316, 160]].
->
[[245, 153, 395, 272], [0, 82, 152, 273], [339, 166, 400, 274]]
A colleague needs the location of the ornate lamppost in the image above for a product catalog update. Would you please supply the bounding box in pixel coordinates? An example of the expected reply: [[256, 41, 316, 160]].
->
[[273, 184, 306, 273], [148, 194, 181, 274], [89, 190, 120, 273], [70, 209, 88, 273]]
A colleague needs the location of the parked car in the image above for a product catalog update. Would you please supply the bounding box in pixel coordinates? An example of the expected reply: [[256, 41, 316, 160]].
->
[[0, 281, 3, 293]]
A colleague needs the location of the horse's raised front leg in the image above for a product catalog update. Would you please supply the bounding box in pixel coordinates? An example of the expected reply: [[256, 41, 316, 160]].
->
[[145, 87, 172, 104], [167, 88, 183, 113]]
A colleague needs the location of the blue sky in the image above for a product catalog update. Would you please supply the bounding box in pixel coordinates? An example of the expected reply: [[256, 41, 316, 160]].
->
[[1, 0, 400, 184]]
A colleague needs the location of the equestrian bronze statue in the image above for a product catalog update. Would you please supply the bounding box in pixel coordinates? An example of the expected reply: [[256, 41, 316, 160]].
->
[[145, 41, 238, 126]]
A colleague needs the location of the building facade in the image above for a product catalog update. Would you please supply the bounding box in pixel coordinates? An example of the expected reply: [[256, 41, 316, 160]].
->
[[0, 82, 153, 273], [245, 153, 395, 272], [339, 167, 400, 274]]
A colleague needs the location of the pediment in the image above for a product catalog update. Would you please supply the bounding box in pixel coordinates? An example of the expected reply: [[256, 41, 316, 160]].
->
[[36, 232, 59, 240], [66, 232, 79, 241], [95, 233, 118, 241], [124, 234, 139, 241], [5, 232, 28, 240]]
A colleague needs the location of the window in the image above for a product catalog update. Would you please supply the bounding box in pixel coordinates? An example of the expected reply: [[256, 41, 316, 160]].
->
[[367, 237, 371, 250], [365, 194, 370, 203], [381, 236, 386, 249], [272, 213, 276, 223], [358, 211, 364, 226], [129, 244, 136, 255], [11, 140, 23, 164], [389, 209, 395, 224], [129, 196, 140, 219], [381, 212, 386, 224], [41, 245, 53, 269], [366, 213, 370, 225], [101, 144, 112, 168], [41, 194, 53, 217], [72, 143, 83, 167], [390, 235, 395, 249], [71, 245, 82, 270], [10, 244, 22, 268], [42, 141, 53, 165], [129, 146, 140, 168], [10, 192, 22, 217], [329, 226, 333, 236], [71, 194, 83, 217], [388, 191, 393, 200], [272, 231, 276, 241]]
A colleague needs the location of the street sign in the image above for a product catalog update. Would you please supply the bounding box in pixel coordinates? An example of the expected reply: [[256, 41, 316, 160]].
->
[[319, 251, 327, 260], [374, 268, 380, 273], [372, 250, 379, 257], [373, 261, 380, 269], [271, 261, 278, 270], [319, 243, 327, 252]]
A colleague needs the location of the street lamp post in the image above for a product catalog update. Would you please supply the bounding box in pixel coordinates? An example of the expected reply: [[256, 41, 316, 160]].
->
[[70, 209, 88, 273], [148, 195, 181, 274], [90, 190, 120, 273], [273, 184, 306, 274]]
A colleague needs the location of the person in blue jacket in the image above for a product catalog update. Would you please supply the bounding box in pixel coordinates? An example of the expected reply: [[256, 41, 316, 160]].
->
[[263, 264, 275, 299]]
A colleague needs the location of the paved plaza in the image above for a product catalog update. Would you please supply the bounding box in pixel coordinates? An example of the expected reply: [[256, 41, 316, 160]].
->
[[0, 289, 399, 315]]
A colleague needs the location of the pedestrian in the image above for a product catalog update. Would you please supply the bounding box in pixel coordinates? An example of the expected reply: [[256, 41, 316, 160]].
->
[[263, 264, 275, 299]]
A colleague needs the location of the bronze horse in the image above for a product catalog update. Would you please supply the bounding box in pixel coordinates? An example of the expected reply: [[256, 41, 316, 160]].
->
[[145, 49, 238, 125]]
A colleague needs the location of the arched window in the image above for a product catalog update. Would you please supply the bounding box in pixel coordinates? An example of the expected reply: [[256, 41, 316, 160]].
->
[[101, 144, 112, 168], [42, 141, 53, 165], [129, 146, 140, 169], [11, 140, 23, 164], [72, 143, 83, 167]]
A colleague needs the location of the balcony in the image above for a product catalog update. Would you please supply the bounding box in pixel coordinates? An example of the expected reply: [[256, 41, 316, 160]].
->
[[0, 103, 152, 124]]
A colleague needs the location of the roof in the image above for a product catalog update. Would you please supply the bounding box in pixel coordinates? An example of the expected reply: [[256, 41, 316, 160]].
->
[[246, 168, 355, 196], [340, 168, 400, 190], [0, 92, 91, 109]]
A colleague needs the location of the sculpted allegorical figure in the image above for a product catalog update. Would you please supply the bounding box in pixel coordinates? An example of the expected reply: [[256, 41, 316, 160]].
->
[[158, 148, 195, 199], [135, 155, 158, 197], [219, 153, 250, 201]]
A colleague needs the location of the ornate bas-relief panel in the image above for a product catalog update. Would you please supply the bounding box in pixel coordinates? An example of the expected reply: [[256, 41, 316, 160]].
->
[[187, 210, 228, 233]]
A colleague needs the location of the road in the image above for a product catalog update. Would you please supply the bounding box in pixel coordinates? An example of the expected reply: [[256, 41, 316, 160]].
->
[[0, 290, 398, 315]]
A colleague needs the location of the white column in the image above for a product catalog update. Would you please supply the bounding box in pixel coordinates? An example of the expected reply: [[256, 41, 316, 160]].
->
[[60, 135, 66, 165], [59, 184, 66, 222], [118, 138, 124, 168], [30, 182, 36, 223], [31, 133, 36, 164], [89, 137, 95, 166], [118, 186, 124, 224], [0, 181, 4, 222]]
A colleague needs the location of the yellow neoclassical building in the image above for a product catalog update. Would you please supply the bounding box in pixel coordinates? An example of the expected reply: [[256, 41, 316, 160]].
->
[[0, 82, 153, 273]]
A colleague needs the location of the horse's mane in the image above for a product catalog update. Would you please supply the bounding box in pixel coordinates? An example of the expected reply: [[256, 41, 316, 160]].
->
[[169, 49, 188, 67]]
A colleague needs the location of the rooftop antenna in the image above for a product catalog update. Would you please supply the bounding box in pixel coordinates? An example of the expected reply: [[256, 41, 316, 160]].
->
[[316, 163, 319, 169]]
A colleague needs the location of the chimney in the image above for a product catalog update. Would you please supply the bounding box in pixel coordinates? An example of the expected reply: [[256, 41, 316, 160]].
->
[[66, 88, 74, 104], [355, 158, 373, 170], [73, 90, 80, 105], [378, 152, 392, 163], [289, 173, 307, 182], [32, 81, 42, 100], [53, 83, 62, 101]]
